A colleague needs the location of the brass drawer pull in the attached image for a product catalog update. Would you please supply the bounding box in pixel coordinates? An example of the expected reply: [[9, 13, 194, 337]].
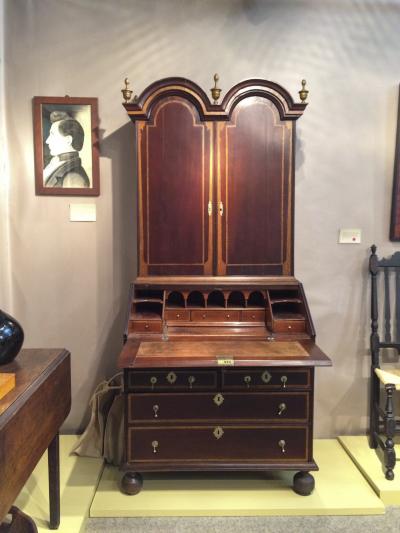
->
[[213, 393, 224, 406], [226, 314, 230, 319], [150, 376, 157, 389], [278, 439, 286, 453], [281, 375, 288, 388], [188, 375, 196, 389], [244, 375, 252, 388], [166, 371, 177, 384], [152, 440, 159, 453], [153, 404, 159, 418], [213, 426, 224, 439], [261, 370, 271, 384], [278, 403, 287, 416], [176, 313, 181, 319], [145, 323, 149, 329]]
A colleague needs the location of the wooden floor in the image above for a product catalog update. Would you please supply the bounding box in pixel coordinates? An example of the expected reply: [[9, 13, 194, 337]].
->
[[12, 436, 398, 530]]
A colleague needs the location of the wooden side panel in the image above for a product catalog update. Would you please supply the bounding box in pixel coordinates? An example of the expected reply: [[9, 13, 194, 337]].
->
[[138, 97, 213, 276], [218, 97, 292, 276]]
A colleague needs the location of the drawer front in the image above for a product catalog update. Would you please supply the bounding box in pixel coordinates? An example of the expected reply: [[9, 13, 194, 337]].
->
[[126, 370, 217, 392], [191, 310, 241, 322], [241, 309, 265, 322], [222, 368, 311, 390], [128, 392, 309, 423], [127, 426, 309, 462], [273, 319, 305, 333], [130, 320, 163, 333], [165, 309, 190, 321]]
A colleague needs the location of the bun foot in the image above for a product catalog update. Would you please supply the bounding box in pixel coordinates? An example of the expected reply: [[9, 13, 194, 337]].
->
[[120, 471, 143, 495], [386, 468, 395, 481], [293, 471, 315, 496]]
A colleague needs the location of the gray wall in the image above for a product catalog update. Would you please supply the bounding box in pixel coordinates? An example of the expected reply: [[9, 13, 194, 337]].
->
[[3, 0, 400, 434]]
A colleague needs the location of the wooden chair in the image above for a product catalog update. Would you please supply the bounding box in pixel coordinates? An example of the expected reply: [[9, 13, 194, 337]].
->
[[369, 244, 400, 480]]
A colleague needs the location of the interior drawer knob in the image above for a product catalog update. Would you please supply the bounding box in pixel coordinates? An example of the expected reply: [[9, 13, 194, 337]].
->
[[153, 404, 159, 418], [145, 323, 149, 329], [202, 313, 207, 319], [152, 440, 159, 453], [278, 439, 286, 453], [176, 313, 180, 318], [150, 376, 157, 389], [244, 375, 252, 388], [278, 403, 287, 416], [226, 314, 230, 319], [188, 375, 196, 389], [281, 375, 288, 388], [166, 371, 177, 384]]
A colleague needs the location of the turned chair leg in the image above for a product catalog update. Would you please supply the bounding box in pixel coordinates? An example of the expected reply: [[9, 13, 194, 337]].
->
[[369, 370, 380, 449], [383, 384, 396, 480]]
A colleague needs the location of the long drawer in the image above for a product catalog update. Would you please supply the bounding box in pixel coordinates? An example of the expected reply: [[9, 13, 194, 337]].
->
[[126, 369, 217, 392], [128, 392, 309, 423], [127, 426, 309, 462]]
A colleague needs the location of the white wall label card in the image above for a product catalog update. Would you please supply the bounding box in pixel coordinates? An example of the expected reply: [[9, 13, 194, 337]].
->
[[338, 228, 361, 244], [69, 203, 96, 222]]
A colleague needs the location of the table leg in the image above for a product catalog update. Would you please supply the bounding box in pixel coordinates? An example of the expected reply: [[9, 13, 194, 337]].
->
[[48, 433, 60, 529]]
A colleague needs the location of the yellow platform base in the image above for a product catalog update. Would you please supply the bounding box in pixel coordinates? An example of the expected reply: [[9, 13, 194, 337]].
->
[[338, 435, 400, 505], [14, 435, 103, 532], [91, 439, 384, 517], [0, 372, 15, 400]]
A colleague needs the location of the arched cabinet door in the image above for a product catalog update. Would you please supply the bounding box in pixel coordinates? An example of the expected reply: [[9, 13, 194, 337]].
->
[[217, 90, 295, 276], [137, 96, 213, 276]]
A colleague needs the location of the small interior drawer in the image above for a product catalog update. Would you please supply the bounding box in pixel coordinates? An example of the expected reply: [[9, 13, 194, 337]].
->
[[129, 320, 163, 334], [165, 309, 190, 321], [273, 319, 305, 333], [241, 309, 265, 322], [191, 310, 241, 322]]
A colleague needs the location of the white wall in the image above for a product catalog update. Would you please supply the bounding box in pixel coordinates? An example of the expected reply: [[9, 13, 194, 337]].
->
[[3, 0, 400, 434]]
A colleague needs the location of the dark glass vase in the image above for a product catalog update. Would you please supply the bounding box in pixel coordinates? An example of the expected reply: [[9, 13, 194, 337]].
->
[[0, 309, 24, 365]]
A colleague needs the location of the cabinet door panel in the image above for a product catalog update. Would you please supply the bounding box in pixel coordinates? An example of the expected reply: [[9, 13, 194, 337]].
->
[[139, 97, 213, 275], [218, 97, 292, 276]]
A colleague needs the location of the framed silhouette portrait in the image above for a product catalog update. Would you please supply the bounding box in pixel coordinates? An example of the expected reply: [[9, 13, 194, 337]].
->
[[33, 96, 100, 196]]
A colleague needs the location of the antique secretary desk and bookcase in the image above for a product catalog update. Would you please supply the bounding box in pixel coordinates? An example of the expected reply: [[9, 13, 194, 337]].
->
[[117, 75, 331, 497]]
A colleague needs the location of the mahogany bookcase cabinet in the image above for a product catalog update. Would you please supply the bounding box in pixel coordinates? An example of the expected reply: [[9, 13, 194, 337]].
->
[[118, 77, 331, 496]]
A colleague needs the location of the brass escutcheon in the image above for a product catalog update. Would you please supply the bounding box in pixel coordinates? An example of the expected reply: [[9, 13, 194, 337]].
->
[[153, 404, 159, 418], [152, 440, 159, 453], [281, 375, 288, 388], [278, 403, 286, 416], [188, 375, 196, 389], [213, 426, 224, 439], [244, 375, 251, 388], [213, 393, 224, 406], [166, 371, 177, 384], [150, 376, 157, 390], [261, 370, 272, 384]]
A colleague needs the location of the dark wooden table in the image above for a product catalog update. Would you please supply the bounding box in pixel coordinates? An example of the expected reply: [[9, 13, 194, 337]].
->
[[0, 349, 71, 531]]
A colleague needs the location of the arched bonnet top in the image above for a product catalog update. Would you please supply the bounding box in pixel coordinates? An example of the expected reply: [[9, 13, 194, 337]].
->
[[124, 77, 307, 122]]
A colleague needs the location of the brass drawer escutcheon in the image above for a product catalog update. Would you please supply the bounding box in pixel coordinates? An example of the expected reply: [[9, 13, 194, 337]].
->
[[281, 375, 288, 388], [213, 426, 224, 439], [166, 371, 177, 384], [213, 393, 224, 406], [261, 370, 271, 384], [152, 440, 159, 453], [188, 375, 196, 389], [153, 404, 159, 418], [150, 376, 157, 390]]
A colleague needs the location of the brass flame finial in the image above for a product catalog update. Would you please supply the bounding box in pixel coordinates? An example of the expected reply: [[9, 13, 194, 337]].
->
[[121, 77, 133, 104], [210, 73, 222, 104], [299, 79, 309, 103]]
